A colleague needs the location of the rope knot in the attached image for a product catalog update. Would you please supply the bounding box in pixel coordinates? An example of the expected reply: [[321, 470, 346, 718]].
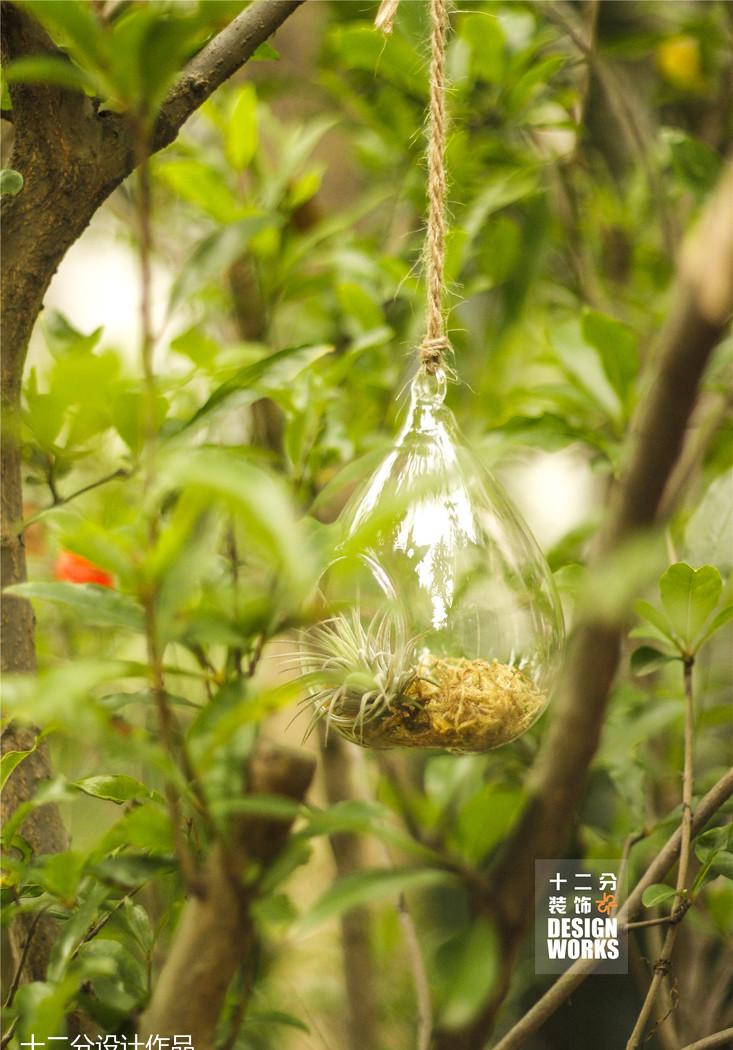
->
[[419, 337, 450, 374]]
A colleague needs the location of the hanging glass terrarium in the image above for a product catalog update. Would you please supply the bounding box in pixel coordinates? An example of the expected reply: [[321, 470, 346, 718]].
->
[[296, 0, 564, 751], [298, 367, 564, 752]]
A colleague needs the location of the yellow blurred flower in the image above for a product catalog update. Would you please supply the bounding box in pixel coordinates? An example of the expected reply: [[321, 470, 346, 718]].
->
[[656, 34, 705, 92]]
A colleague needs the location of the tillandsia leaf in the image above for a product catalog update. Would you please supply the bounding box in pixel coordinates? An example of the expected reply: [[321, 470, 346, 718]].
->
[[296, 608, 418, 743]]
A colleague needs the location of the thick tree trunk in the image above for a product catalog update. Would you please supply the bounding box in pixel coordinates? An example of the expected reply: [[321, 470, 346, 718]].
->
[[0, 3, 125, 979], [139, 742, 315, 1050]]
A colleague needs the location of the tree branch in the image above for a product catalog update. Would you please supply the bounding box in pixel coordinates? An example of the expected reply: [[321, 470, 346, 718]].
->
[[678, 1029, 733, 1050], [138, 741, 315, 1050], [152, 0, 304, 151], [625, 658, 696, 1049], [435, 160, 733, 1050]]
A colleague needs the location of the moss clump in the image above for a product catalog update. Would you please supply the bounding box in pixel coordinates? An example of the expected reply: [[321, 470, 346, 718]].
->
[[338, 655, 546, 752]]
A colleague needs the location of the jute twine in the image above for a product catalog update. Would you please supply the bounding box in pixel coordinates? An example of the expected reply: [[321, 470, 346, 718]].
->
[[376, 0, 451, 376]]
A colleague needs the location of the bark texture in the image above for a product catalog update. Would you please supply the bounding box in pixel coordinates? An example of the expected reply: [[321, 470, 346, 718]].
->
[[138, 741, 315, 1050]]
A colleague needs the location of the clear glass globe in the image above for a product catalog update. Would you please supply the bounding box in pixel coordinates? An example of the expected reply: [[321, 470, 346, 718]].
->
[[300, 367, 565, 752]]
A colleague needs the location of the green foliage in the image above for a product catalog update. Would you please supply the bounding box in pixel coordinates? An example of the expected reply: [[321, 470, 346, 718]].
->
[[4, 0, 732, 1045], [298, 868, 456, 934], [9, 0, 234, 122], [641, 883, 677, 908], [632, 562, 730, 662]]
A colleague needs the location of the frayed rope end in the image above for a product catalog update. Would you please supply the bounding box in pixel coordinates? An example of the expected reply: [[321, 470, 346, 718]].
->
[[375, 0, 400, 35]]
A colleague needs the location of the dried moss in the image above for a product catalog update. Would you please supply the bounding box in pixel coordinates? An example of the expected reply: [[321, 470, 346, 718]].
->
[[336, 655, 546, 752]]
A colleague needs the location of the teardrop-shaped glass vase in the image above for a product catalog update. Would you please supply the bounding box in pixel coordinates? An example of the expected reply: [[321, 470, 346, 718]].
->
[[300, 368, 564, 752]]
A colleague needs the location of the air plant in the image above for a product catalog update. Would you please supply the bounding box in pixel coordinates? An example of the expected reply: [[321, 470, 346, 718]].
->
[[296, 609, 421, 744], [292, 608, 547, 752]]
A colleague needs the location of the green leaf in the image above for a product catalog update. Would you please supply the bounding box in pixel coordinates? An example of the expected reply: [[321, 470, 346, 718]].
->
[[697, 604, 733, 648], [23, 1, 110, 75], [633, 599, 676, 643], [14, 978, 80, 1045], [34, 851, 86, 904], [1, 744, 38, 789], [659, 563, 723, 649], [550, 318, 622, 423], [710, 852, 733, 880], [74, 775, 154, 804], [43, 310, 103, 357], [76, 937, 146, 1016], [92, 853, 176, 889], [298, 868, 455, 933], [641, 883, 677, 908], [684, 469, 733, 573], [210, 794, 302, 821], [251, 40, 280, 61], [582, 309, 639, 415], [336, 281, 383, 334], [4, 54, 95, 93], [630, 645, 680, 676], [187, 343, 333, 425], [2, 660, 126, 727], [309, 447, 387, 516], [303, 800, 387, 837], [0, 168, 24, 196], [452, 786, 522, 864], [47, 880, 110, 982], [461, 13, 505, 84], [6, 581, 144, 631], [666, 131, 722, 196], [244, 1011, 308, 1034], [169, 213, 278, 309], [260, 837, 313, 895], [155, 157, 242, 223], [329, 24, 425, 98], [103, 802, 173, 854], [438, 918, 498, 1030], [226, 82, 258, 171], [695, 826, 729, 864], [166, 448, 304, 578]]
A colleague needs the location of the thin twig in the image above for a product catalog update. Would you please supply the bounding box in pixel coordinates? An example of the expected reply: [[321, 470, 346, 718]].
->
[[678, 1030, 733, 1050], [490, 765, 733, 1050], [143, 595, 204, 897], [134, 140, 205, 897], [2, 905, 50, 1008], [659, 391, 733, 518], [396, 892, 432, 1050], [624, 915, 678, 932], [0, 1019, 18, 1050], [545, 1, 677, 256], [619, 830, 648, 899], [625, 657, 695, 1049], [21, 468, 131, 530]]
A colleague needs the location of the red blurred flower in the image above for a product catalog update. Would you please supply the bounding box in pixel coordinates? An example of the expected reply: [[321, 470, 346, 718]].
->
[[54, 550, 114, 588]]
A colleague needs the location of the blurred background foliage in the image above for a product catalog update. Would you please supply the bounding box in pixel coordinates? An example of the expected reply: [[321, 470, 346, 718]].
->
[[2, 1, 732, 1048]]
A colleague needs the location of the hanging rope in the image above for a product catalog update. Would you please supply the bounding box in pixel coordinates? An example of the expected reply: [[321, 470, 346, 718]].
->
[[377, 0, 451, 375]]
